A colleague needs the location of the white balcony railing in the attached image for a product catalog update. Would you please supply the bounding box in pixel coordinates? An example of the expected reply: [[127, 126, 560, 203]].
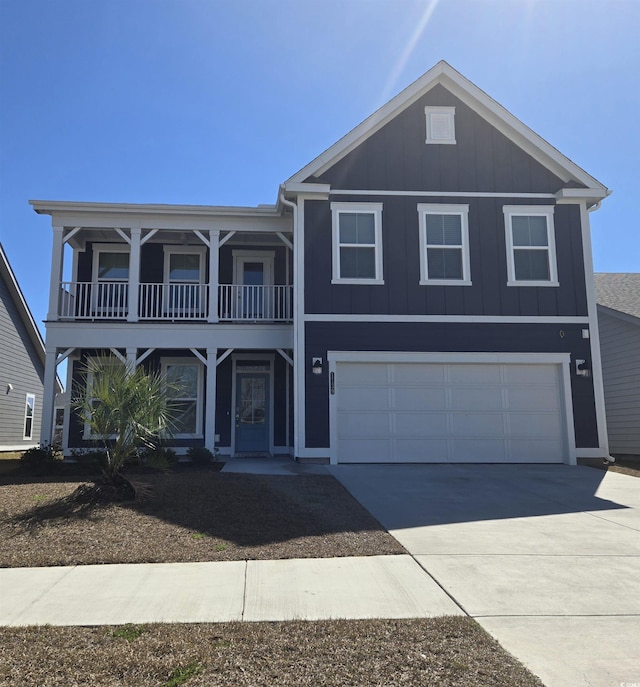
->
[[218, 284, 293, 321], [59, 281, 128, 319], [139, 283, 208, 320], [58, 282, 293, 322]]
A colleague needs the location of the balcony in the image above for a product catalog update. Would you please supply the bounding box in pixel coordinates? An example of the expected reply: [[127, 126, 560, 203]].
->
[[58, 282, 293, 322]]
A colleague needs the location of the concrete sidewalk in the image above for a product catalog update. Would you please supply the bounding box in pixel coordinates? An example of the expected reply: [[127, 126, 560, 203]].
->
[[0, 554, 463, 626]]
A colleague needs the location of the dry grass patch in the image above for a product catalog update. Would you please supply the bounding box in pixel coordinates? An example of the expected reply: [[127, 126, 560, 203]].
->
[[0, 618, 543, 687], [0, 470, 405, 567]]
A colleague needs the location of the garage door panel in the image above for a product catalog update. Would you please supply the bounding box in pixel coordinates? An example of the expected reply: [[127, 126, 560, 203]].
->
[[449, 387, 503, 410], [338, 413, 390, 437], [338, 363, 389, 385], [448, 364, 502, 385], [338, 439, 391, 462], [393, 387, 447, 411], [503, 364, 558, 385], [506, 388, 561, 412], [338, 387, 390, 411], [508, 413, 563, 437], [392, 364, 446, 385], [450, 413, 506, 436], [509, 440, 567, 461], [394, 413, 448, 435]]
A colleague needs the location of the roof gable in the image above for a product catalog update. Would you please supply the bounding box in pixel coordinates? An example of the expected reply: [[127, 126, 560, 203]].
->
[[285, 61, 609, 199]]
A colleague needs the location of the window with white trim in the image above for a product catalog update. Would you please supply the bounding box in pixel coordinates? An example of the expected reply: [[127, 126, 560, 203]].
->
[[83, 357, 125, 439], [24, 394, 35, 440], [161, 359, 203, 437], [504, 206, 558, 286], [418, 204, 471, 285], [163, 246, 206, 316], [425, 106, 456, 144], [331, 202, 384, 284]]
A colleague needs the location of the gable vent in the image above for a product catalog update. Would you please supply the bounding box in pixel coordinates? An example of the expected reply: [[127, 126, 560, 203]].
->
[[425, 106, 456, 144]]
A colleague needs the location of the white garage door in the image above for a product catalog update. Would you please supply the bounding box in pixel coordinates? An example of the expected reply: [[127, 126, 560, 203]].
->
[[333, 361, 568, 463]]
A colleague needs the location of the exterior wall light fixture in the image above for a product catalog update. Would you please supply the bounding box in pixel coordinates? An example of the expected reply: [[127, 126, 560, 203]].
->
[[312, 357, 323, 375]]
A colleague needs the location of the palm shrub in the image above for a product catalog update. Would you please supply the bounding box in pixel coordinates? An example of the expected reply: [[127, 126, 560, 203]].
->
[[72, 357, 180, 495]]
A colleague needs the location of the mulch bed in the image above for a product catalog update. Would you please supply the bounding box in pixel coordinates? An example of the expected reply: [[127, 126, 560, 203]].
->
[[579, 455, 640, 478], [0, 618, 543, 687], [0, 469, 405, 567]]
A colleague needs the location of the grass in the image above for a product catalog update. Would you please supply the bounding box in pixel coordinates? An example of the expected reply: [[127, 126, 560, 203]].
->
[[0, 618, 544, 687]]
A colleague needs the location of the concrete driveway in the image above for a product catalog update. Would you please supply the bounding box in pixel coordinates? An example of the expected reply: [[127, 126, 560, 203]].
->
[[329, 464, 640, 687]]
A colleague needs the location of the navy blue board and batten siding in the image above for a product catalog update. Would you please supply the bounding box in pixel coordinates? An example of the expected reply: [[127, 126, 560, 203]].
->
[[300, 83, 597, 458]]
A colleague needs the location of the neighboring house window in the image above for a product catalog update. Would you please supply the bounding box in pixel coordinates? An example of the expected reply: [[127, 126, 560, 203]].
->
[[425, 106, 456, 144], [24, 394, 35, 440], [161, 359, 203, 437], [331, 202, 384, 284], [503, 206, 558, 286], [418, 204, 471, 285]]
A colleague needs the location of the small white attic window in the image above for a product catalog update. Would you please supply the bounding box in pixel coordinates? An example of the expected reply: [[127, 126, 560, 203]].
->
[[425, 106, 456, 144]]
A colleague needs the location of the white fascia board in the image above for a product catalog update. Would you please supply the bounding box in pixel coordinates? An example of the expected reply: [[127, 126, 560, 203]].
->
[[43, 321, 294, 351], [30, 199, 280, 217], [284, 61, 609, 196], [281, 182, 331, 197], [555, 188, 611, 204]]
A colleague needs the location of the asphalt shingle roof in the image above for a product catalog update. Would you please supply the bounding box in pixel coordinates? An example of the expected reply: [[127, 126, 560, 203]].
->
[[594, 273, 640, 320]]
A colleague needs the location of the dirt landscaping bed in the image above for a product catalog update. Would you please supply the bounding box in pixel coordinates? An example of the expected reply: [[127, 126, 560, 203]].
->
[[0, 617, 543, 687], [0, 469, 405, 567]]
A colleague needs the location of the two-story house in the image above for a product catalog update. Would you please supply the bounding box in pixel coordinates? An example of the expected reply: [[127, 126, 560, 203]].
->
[[33, 61, 611, 465]]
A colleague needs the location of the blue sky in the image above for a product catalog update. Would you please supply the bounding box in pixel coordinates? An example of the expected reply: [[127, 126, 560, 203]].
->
[[1, 0, 638, 336]]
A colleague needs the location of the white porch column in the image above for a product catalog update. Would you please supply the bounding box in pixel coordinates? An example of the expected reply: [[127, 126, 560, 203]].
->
[[208, 230, 220, 323], [47, 226, 65, 321], [40, 349, 58, 446], [126, 347, 138, 370], [127, 226, 141, 322], [204, 347, 217, 452]]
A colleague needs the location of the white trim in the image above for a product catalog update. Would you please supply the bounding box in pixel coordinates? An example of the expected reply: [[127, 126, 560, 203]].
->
[[163, 245, 207, 285], [330, 189, 557, 199], [327, 350, 576, 466], [231, 353, 275, 457], [331, 202, 384, 284], [23, 393, 36, 440], [425, 106, 456, 144], [91, 243, 130, 281], [417, 203, 471, 285], [503, 205, 558, 287], [579, 201, 610, 455], [161, 356, 205, 439], [576, 448, 610, 459], [304, 314, 590, 323], [294, 198, 305, 458], [232, 249, 275, 286], [296, 447, 330, 459]]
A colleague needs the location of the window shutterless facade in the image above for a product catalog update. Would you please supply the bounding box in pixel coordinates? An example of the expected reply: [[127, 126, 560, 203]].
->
[[418, 204, 471, 285], [161, 358, 203, 437], [24, 394, 35, 440], [331, 202, 384, 284], [503, 206, 558, 286]]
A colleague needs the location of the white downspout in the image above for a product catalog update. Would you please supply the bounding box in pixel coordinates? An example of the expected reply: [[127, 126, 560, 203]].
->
[[279, 193, 299, 460]]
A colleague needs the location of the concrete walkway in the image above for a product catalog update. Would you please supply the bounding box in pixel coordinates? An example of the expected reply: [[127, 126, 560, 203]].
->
[[0, 554, 462, 626], [329, 464, 640, 687]]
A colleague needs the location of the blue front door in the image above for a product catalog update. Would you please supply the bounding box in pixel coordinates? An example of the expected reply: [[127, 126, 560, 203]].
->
[[235, 372, 270, 453]]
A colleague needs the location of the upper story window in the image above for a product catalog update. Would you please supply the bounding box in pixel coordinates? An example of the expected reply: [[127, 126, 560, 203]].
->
[[418, 204, 471, 285], [503, 206, 558, 287], [331, 202, 384, 285], [164, 246, 206, 284], [93, 245, 130, 281], [425, 106, 456, 144]]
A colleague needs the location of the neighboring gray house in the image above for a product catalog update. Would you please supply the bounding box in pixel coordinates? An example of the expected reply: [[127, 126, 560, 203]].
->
[[595, 273, 640, 456], [0, 243, 50, 450]]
